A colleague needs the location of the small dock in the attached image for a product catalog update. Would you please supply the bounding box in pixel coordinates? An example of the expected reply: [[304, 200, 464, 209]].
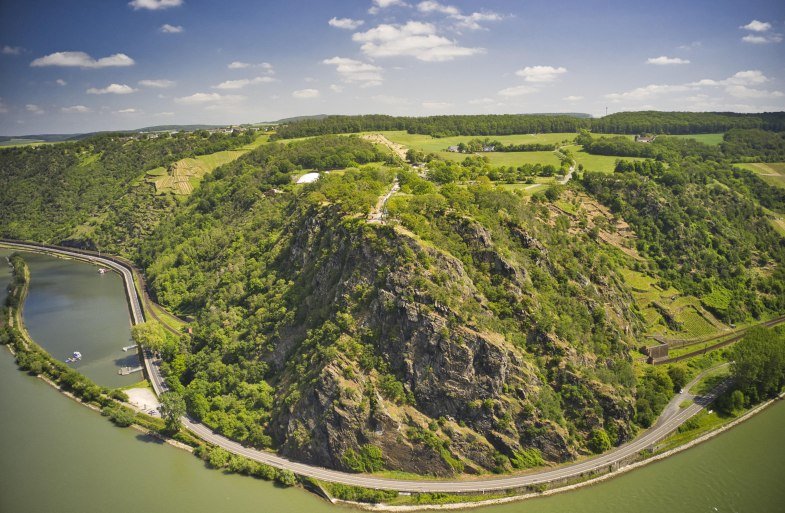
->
[[122, 344, 138, 352], [119, 365, 143, 375]]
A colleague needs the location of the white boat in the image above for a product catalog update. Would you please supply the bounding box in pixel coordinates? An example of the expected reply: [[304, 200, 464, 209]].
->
[[98, 268, 109, 274], [66, 351, 82, 363]]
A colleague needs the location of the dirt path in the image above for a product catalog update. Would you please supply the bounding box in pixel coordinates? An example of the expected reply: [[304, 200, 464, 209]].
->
[[361, 133, 408, 161]]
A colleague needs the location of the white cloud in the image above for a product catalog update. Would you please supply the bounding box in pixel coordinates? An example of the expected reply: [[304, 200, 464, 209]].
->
[[56, 79, 67, 86], [116, 108, 138, 113], [87, 83, 137, 95], [352, 21, 483, 61], [212, 76, 275, 90], [369, 0, 407, 13], [498, 85, 538, 97], [453, 11, 503, 30], [2, 45, 22, 55], [416, 1, 501, 30], [139, 79, 175, 88], [25, 104, 44, 114], [605, 70, 780, 104], [160, 24, 184, 33], [175, 92, 245, 104], [329, 17, 364, 30], [155, 111, 175, 116], [725, 85, 784, 99], [741, 20, 772, 32], [468, 97, 495, 105], [329, 84, 344, 93], [61, 105, 91, 113], [647, 56, 690, 65], [129, 0, 182, 10], [422, 101, 453, 109], [323, 56, 383, 87], [515, 65, 567, 82], [742, 33, 782, 44], [292, 88, 320, 99], [563, 95, 583, 101], [31, 51, 135, 68], [417, 1, 459, 15], [605, 83, 690, 101], [227, 61, 274, 73]]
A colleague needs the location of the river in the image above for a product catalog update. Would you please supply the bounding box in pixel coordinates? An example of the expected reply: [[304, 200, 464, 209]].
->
[[1, 250, 784, 512]]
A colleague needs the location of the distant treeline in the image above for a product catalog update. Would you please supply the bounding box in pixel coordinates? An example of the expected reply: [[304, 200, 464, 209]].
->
[[577, 129, 785, 162], [449, 138, 558, 153], [273, 112, 785, 139]]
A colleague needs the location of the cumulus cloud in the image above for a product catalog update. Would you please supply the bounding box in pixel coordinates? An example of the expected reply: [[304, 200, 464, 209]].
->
[[2, 45, 22, 55], [139, 79, 175, 88], [212, 76, 275, 90], [56, 79, 67, 86], [86, 83, 137, 95], [31, 51, 134, 68], [352, 21, 483, 61], [563, 95, 584, 101], [61, 105, 91, 113], [725, 85, 784, 99], [129, 0, 182, 10], [292, 88, 320, 99], [329, 17, 364, 30], [605, 70, 781, 103], [160, 24, 184, 33], [740, 20, 782, 44], [742, 34, 783, 44], [25, 104, 44, 114], [515, 65, 567, 82], [497, 85, 538, 97], [416, 1, 502, 30], [329, 84, 344, 93], [468, 97, 495, 105], [647, 56, 690, 65], [175, 92, 245, 104], [369, 0, 407, 14], [116, 108, 138, 113], [741, 20, 772, 32], [323, 56, 383, 87]]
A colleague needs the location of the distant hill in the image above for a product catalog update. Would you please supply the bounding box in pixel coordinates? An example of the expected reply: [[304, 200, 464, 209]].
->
[[0, 124, 224, 143]]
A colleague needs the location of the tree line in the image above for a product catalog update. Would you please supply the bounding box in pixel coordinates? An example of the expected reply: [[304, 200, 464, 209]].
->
[[273, 112, 785, 139]]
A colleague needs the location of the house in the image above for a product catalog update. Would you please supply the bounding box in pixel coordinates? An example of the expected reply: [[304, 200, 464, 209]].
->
[[447, 145, 460, 152], [635, 135, 656, 143], [481, 145, 496, 152]]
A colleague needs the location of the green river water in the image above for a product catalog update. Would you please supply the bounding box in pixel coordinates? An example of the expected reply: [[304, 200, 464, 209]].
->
[[1, 250, 784, 513]]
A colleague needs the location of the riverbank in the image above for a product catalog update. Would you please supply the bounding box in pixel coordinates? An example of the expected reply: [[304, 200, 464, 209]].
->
[[2, 241, 783, 510]]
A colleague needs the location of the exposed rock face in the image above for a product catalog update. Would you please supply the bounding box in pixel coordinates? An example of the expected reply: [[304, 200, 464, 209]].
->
[[266, 207, 637, 475]]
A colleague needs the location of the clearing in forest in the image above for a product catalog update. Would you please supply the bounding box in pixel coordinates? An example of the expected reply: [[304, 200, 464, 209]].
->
[[146, 135, 268, 195]]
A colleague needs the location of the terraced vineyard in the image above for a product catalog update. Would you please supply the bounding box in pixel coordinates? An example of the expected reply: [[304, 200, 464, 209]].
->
[[147, 135, 268, 195]]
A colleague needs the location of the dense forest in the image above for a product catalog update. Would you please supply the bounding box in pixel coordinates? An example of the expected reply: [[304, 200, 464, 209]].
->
[[273, 112, 785, 139], [0, 130, 254, 244]]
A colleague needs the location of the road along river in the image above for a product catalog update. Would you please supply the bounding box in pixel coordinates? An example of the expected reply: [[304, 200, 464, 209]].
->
[[1, 241, 783, 502]]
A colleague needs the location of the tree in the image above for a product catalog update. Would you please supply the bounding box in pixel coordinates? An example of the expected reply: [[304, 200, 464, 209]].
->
[[131, 321, 169, 353], [667, 364, 689, 392], [731, 327, 785, 402], [588, 428, 612, 454], [159, 391, 186, 433], [275, 469, 297, 487]]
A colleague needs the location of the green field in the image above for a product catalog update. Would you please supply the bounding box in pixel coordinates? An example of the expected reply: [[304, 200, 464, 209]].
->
[[0, 138, 51, 147], [147, 135, 268, 195], [735, 162, 785, 189], [667, 133, 725, 145]]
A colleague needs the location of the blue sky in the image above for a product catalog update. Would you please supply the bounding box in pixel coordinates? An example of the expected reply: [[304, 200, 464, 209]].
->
[[1, 0, 784, 134]]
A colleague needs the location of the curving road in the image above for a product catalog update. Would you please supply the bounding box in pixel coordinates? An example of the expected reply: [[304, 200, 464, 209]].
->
[[0, 239, 732, 493]]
